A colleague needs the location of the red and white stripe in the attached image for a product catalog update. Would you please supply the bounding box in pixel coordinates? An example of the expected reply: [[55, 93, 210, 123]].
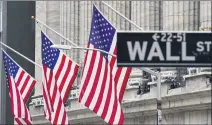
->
[[78, 6, 132, 125], [79, 6, 131, 124], [42, 65, 70, 125], [53, 53, 79, 103], [3, 51, 37, 125], [79, 37, 132, 124], [15, 69, 36, 103], [8, 76, 33, 125], [80, 5, 132, 124], [41, 31, 79, 125], [108, 34, 132, 102]]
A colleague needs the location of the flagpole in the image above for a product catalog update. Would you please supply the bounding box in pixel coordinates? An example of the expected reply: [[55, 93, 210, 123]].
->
[[0, 42, 42, 69], [101, 1, 144, 31], [31, 15, 116, 57], [31, 16, 86, 53], [32, 4, 162, 124], [50, 44, 116, 57], [101, 2, 162, 124], [0, 42, 42, 84], [33, 16, 115, 57]]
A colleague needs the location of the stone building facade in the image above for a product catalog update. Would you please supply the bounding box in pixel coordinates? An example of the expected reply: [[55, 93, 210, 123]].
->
[[34, 1, 211, 96], [32, 1, 211, 124]]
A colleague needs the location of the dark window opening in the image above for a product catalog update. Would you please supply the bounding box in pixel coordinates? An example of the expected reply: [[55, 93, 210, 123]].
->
[[169, 77, 184, 89], [137, 82, 150, 95]]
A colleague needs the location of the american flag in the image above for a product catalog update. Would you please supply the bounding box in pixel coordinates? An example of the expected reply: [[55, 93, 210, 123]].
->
[[41, 31, 79, 124], [78, 5, 132, 125], [2, 50, 36, 125]]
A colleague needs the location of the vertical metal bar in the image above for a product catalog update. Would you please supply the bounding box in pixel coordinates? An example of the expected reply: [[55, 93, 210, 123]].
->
[[0, 2, 7, 124], [102, 2, 163, 123], [197, 1, 200, 30], [159, 1, 162, 31], [210, 1, 212, 97], [157, 73, 162, 125]]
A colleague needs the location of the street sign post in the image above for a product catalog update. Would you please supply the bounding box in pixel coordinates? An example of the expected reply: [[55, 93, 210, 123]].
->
[[117, 31, 212, 67]]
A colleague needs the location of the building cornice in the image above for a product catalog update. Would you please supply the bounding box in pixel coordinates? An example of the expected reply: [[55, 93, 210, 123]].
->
[[31, 88, 211, 124]]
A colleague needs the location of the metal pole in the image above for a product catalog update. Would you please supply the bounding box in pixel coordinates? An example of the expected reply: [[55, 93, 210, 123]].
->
[[139, 68, 158, 76], [0, 42, 42, 68], [31, 16, 85, 51], [0, 43, 42, 84], [100, 3, 162, 123], [101, 1, 144, 31], [157, 73, 162, 125], [141, 67, 162, 124], [50, 44, 116, 57], [33, 4, 162, 124]]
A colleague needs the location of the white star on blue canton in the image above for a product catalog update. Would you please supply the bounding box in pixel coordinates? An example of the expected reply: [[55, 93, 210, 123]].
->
[[88, 6, 116, 60]]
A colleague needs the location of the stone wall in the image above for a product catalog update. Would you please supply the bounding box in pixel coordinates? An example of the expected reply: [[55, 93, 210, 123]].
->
[[33, 4, 212, 124]]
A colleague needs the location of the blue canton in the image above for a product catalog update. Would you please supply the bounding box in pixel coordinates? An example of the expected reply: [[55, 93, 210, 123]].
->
[[41, 32, 60, 70], [89, 6, 116, 60], [2, 51, 19, 79]]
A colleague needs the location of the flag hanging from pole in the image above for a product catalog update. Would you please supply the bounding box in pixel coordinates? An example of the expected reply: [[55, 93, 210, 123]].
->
[[41, 31, 79, 103], [2, 50, 36, 125], [41, 31, 79, 124], [78, 5, 132, 125]]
